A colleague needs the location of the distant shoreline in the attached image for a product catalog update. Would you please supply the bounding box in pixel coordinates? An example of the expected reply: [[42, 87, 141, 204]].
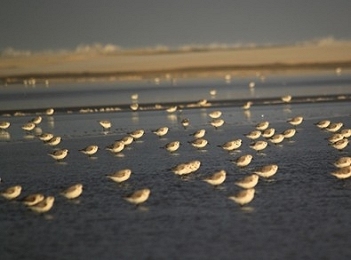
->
[[1, 42, 351, 84], [1, 93, 351, 117]]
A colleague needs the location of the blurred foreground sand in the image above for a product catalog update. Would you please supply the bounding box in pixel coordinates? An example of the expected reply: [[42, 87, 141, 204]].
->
[[1, 41, 351, 82]]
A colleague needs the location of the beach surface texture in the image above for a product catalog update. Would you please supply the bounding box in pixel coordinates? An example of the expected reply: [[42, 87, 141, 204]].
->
[[1, 40, 351, 82]]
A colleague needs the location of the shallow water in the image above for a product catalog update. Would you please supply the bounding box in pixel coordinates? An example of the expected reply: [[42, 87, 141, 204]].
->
[[1, 72, 351, 111], [1, 73, 351, 260]]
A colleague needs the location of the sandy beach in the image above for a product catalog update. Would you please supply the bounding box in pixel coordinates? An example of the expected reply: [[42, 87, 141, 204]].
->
[[1, 40, 351, 83]]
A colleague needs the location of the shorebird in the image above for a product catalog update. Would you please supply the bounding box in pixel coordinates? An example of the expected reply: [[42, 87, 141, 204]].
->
[[315, 120, 331, 129], [22, 122, 36, 132], [269, 134, 285, 144], [334, 157, 351, 168], [282, 128, 296, 139], [330, 138, 349, 151], [254, 164, 279, 178], [124, 188, 150, 205], [129, 129, 145, 140], [39, 132, 54, 142], [203, 170, 226, 187], [99, 120, 112, 131], [22, 193, 45, 206], [233, 154, 253, 167], [181, 119, 190, 129], [29, 196, 55, 213], [242, 101, 253, 110], [187, 160, 202, 173], [190, 129, 206, 139], [250, 140, 268, 152], [131, 93, 139, 100], [166, 106, 177, 113], [210, 118, 225, 129], [0, 121, 10, 131], [228, 188, 255, 206], [118, 135, 134, 146], [219, 139, 242, 152], [130, 103, 139, 111], [197, 99, 208, 106], [248, 81, 255, 88], [1, 185, 22, 200], [255, 121, 269, 131], [189, 138, 208, 149], [163, 141, 181, 153], [331, 166, 351, 179], [171, 160, 201, 175], [235, 174, 259, 189], [48, 149, 69, 161], [46, 108, 55, 116], [30, 116, 42, 125], [106, 141, 125, 154], [61, 184, 83, 199], [340, 128, 351, 138], [107, 169, 132, 183], [262, 128, 275, 138], [208, 110, 222, 119], [287, 116, 304, 127], [326, 122, 343, 133], [79, 145, 99, 157], [171, 163, 190, 175], [281, 95, 292, 103], [244, 130, 261, 140], [46, 136, 61, 146], [327, 133, 344, 143], [152, 126, 169, 137]]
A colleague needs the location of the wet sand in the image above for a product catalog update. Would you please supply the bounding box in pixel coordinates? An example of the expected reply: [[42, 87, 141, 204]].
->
[[1, 41, 351, 83]]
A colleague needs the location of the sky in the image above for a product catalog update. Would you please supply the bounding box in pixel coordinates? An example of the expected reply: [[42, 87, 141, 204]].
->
[[1, 0, 351, 52]]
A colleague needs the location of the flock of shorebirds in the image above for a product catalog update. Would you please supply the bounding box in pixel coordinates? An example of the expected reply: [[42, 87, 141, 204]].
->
[[0, 95, 350, 214]]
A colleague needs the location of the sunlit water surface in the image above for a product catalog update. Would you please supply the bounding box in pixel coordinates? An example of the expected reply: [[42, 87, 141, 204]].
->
[[1, 73, 351, 260]]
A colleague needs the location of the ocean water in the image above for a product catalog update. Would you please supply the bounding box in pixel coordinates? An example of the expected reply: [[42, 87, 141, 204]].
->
[[0, 72, 351, 260]]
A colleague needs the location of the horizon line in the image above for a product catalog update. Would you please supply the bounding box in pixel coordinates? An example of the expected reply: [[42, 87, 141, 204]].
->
[[1, 36, 350, 58]]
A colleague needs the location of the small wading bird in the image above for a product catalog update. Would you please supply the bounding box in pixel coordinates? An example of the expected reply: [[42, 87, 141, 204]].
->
[[203, 170, 226, 187], [0, 121, 11, 131], [208, 110, 222, 119], [228, 188, 256, 206], [254, 164, 279, 178], [232, 154, 253, 167], [105, 141, 125, 154], [99, 120, 112, 131], [287, 116, 304, 127], [255, 121, 269, 131], [124, 188, 151, 206], [22, 122, 36, 132], [152, 126, 169, 137], [48, 149, 69, 162], [79, 145, 99, 157], [235, 174, 259, 189], [219, 139, 242, 152], [250, 140, 268, 152], [189, 138, 208, 149], [22, 193, 45, 206], [61, 184, 83, 199], [190, 129, 206, 139], [331, 166, 351, 179], [162, 141, 181, 153], [107, 169, 132, 183], [1, 185, 22, 200], [129, 129, 145, 140], [29, 196, 55, 213], [210, 118, 225, 129]]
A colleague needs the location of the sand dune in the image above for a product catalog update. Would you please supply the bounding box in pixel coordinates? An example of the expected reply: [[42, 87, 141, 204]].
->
[[1, 41, 351, 83]]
